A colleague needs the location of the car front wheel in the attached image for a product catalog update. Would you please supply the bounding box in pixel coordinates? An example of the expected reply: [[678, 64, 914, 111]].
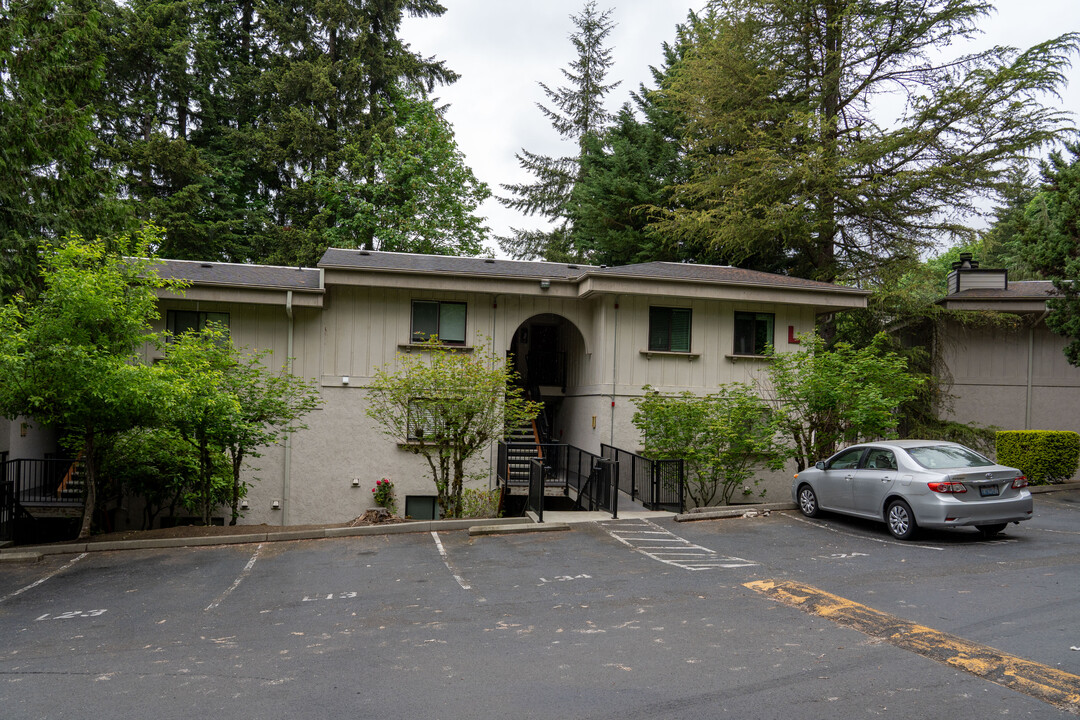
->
[[797, 484, 820, 518], [886, 499, 917, 540]]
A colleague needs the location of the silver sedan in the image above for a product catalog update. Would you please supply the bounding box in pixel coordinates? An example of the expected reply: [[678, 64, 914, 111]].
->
[[791, 440, 1033, 540]]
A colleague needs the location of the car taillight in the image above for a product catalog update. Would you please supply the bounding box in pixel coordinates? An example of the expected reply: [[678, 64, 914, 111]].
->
[[1012, 475, 1028, 489], [928, 481, 967, 494]]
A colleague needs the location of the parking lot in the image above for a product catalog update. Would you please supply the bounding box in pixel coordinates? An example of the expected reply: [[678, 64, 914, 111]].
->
[[2, 489, 1079, 719]]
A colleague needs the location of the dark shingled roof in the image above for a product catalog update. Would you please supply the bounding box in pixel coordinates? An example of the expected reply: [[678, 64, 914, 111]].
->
[[156, 258, 322, 291], [589, 261, 867, 293], [319, 248, 594, 280], [947, 281, 1057, 300], [318, 249, 865, 294]]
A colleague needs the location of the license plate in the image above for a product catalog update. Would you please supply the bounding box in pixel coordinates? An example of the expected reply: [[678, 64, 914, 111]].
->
[[979, 485, 1000, 497]]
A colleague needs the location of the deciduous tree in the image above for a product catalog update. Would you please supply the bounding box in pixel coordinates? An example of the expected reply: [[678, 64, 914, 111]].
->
[[759, 333, 923, 471], [632, 384, 783, 507], [366, 340, 542, 518], [159, 326, 322, 525], [0, 229, 177, 538]]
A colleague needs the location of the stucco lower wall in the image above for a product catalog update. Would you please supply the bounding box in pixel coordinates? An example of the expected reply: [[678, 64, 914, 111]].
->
[[279, 387, 495, 525]]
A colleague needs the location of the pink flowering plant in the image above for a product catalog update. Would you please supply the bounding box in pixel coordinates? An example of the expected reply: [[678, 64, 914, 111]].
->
[[372, 478, 397, 515]]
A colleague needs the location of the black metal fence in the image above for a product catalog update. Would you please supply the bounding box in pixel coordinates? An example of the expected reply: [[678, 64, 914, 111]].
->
[[526, 458, 544, 522], [0, 458, 85, 543], [498, 442, 622, 517], [601, 444, 685, 514]]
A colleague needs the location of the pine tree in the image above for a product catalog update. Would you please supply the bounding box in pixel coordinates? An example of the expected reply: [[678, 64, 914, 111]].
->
[[652, 0, 1079, 283], [1021, 145, 1080, 365], [499, 1, 620, 262], [0, 0, 124, 299], [96, 0, 470, 266]]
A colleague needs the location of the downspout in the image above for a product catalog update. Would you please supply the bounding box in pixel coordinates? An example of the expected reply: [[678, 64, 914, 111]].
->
[[1026, 309, 1050, 429], [610, 297, 619, 447], [283, 290, 294, 526], [490, 294, 501, 490]]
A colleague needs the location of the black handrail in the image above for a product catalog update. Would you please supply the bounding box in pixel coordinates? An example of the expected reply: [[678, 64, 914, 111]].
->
[[601, 444, 685, 513]]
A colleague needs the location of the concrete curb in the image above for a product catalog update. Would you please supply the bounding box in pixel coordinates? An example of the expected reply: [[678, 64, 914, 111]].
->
[[674, 501, 797, 522], [469, 522, 571, 536], [0, 516, 536, 558], [1029, 481, 1080, 494]]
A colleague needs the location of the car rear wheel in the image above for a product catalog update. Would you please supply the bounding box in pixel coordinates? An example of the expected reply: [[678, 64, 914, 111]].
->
[[797, 484, 820, 518], [886, 499, 917, 540], [976, 523, 1007, 536]]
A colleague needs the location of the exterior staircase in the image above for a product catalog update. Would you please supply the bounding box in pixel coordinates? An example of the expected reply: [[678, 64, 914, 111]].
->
[[1, 458, 85, 544], [504, 418, 543, 487]]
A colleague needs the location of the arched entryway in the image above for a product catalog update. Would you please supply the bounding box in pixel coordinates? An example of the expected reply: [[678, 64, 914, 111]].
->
[[507, 313, 587, 443]]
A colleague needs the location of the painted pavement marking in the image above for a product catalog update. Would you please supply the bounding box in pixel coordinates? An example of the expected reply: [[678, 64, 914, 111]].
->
[[0, 552, 87, 605], [783, 512, 944, 550], [431, 531, 485, 602], [745, 578, 1080, 714], [205, 543, 262, 611], [600, 518, 756, 570]]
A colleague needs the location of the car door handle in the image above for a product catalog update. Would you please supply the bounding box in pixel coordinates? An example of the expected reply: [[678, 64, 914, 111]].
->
[[881, 476, 891, 482]]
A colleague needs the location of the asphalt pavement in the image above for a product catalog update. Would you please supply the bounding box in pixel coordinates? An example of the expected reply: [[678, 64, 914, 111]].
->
[[1, 488, 1078, 719]]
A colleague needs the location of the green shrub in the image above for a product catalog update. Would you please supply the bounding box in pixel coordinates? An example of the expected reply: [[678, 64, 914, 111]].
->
[[461, 487, 502, 519], [995, 431, 1080, 485]]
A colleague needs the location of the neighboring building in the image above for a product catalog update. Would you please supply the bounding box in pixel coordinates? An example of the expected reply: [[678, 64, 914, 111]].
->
[[4, 250, 869, 529], [937, 254, 1080, 436]]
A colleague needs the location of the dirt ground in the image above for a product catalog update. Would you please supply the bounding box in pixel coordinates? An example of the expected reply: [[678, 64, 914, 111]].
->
[[82, 509, 407, 544]]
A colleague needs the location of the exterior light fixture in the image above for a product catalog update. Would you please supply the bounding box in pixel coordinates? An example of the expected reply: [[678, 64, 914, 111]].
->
[[540, 279, 551, 289]]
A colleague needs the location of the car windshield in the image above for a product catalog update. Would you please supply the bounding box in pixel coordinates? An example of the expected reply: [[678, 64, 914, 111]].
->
[[906, 445, 993, 469]]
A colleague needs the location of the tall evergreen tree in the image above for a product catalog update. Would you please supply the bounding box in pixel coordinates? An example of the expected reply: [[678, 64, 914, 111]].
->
[[499, 1, 619, 262], [97, 0, 473, 266], [0, 0, 124, 299], [1021, 144, 1080, 365], [652, 0, 1079, 283]]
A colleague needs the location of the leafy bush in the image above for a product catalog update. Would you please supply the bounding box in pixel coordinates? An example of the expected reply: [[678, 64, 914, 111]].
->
[[461, 487, 502, 519], [372, 478, 398, 515], [632, 384, 783, 507], [995, 430, 1080, 485]]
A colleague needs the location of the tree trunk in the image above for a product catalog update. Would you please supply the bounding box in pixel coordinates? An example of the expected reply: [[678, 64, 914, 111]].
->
[[77, 430, 96, 540], [229, 447, 244, 525]]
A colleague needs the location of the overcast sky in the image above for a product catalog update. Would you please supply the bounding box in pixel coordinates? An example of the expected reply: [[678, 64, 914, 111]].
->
[[401, 1, 1080, 256]]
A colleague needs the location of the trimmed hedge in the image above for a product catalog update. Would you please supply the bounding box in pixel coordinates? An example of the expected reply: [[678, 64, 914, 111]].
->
[[995, 430, 1080, 485]]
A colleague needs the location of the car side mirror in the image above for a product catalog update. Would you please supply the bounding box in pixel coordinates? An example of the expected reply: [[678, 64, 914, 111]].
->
[[815, 461, 825, 471]]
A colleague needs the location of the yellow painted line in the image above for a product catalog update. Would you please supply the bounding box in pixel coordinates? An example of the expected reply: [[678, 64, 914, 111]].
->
[[745, 579, 1080, 713]]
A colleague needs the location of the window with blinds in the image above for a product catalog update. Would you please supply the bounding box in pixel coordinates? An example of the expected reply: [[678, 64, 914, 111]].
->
[[411, 300, 467, 344], [648, 307, 692, 353]]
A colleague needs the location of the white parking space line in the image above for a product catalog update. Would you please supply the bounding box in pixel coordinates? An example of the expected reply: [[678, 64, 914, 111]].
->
[[205, 544, 262, 611], [782, 512, 944, 550], [431, 531, 475, 593], [600, 518, 757, 571], [0, 552, 87, 605]]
